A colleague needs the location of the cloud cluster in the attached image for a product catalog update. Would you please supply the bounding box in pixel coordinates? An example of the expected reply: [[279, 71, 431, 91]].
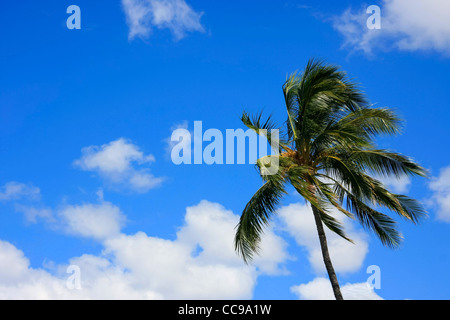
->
[[332, 0, 450, 56], [74, 138, 164, 193], [0, 200, 288, 299], [122, 0, 205, 40]]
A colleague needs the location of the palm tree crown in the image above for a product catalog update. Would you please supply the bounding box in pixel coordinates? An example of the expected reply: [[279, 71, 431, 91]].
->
[[234, 59, 427, 299]]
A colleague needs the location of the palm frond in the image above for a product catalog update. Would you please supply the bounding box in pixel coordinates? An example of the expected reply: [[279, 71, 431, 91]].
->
[[234, 174, 287, 263], [369, 179, 427, 223], [282, 72, 301, 141], [336, 107, 403, 137], [349, 149, 428, 178], [241, 111, 287, 152], [345, 192, 402, 248], [311, 107, 402, 158]]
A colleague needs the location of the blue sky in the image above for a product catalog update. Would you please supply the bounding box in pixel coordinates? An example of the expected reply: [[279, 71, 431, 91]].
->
[[0, 0, 449, 300]]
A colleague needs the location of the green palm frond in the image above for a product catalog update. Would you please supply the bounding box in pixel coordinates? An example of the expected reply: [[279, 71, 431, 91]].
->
[[241, 111, 277, 135], [349, 149, 427, 178], [311, 108, 403, 159], [336, 107, 403, 137], [346, 192, 402, 248], [234, 173, 287, 263], [283, 72, 301, 141], [241, 111, 288, 152], [369, 179, 427, 223]]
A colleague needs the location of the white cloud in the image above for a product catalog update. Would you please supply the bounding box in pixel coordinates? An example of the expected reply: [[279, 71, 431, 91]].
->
[[122, 0, 204, 40], [176, 200, 289, 275], [58, 202, 126, 240], [65, 254, 162, 300], [104, 233, 255, 299], [0, 182, 40, 202], [74, 138, 163, 193], [0, 200, 289, 299], [277, 203, 369, 275], [333, 0, 450, 56], [103, 200, 288, 299], [75, 138, 152, 173], [0, 240, 160, 300], [429, 166, 450, 223], [0, 241, 31, 286], [0, 240, 66, 299], [291, 277, 383, 300]]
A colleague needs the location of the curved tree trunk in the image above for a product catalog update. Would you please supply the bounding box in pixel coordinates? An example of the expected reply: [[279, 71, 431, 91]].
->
[[311, 205, 344, 300]]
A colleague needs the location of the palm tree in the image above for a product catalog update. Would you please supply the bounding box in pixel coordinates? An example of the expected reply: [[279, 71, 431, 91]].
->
[[234, 58, 427, 300]]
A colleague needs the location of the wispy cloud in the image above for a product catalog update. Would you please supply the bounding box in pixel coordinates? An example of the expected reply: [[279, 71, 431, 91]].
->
[[0, 182, 40, 202], [122, 0, 205, 40], [429, 166, 450, 223], [332, 0, 450, 56], [14, 205, 53, 224]]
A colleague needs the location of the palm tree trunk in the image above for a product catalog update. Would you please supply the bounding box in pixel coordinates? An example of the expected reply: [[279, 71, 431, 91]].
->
[[311, 205, 344, 300]]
